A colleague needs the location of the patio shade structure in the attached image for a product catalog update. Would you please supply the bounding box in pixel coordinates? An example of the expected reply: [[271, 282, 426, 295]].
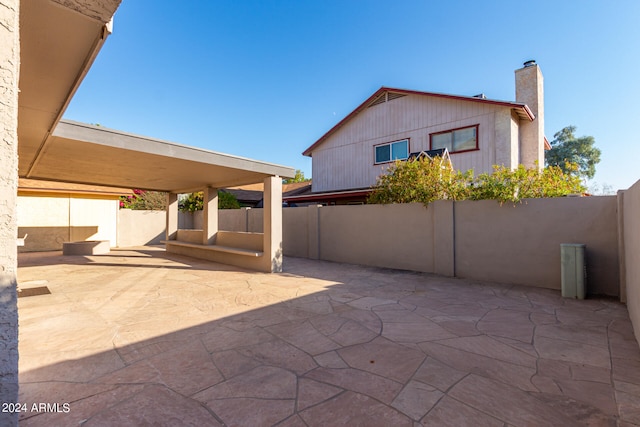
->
[[37, 120, 294, 193], [48, 121, 295, 272], [17, 0, 295, 273]]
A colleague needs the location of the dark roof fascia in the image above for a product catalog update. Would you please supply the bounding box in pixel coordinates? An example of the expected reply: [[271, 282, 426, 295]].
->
[[283, 188, 372, 203], [302, 87, 535, 157]]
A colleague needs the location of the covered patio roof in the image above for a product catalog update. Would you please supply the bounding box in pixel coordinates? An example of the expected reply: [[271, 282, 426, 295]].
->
[[16, 0, 290, 275], [18, 0, 121, 179], [26, 120, 295, 193], [18, 0, 293, 194]]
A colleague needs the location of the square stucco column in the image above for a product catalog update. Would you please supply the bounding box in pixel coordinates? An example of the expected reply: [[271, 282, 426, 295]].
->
[[166, 193, 178, 240], [203, 186, 218, 245], [263, 176, 283, 272], [0, 0, 20, 424]]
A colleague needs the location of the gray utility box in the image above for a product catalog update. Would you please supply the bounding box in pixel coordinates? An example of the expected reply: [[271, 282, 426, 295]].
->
[[561, 244, 586, 299]]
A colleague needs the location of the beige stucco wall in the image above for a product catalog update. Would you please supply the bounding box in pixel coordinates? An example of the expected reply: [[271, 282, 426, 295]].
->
[[217, 231, 263, 252], [117, 209, 165, 247], [248, 208, 264, 233], [17, 194, 118, 251], [176, 229, 203, 244], [119, 194, 623, 297], [70, 197, 117, 243], [318, 203, 437, 272], [454, 197, 619, 295], [283, 207, 309, 257], [219, 208, 250, 232], [179, 210, 204, 230], [277, 196, 620, 296], [622, 180, 640, 344], [17, 195, 70, 251], [0, 0, 19, 420], [116, 208, 254, 248]]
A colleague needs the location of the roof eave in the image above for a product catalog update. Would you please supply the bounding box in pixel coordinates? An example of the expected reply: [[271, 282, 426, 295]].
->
[[302, 87, 388, 157], [283, 188, 372, 203]]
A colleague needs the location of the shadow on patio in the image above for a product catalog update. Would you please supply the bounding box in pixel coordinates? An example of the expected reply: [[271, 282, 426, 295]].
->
[[17, 248, 640, 426]]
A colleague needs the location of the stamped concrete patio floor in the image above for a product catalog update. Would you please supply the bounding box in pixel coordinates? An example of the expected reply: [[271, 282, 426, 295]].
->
[[17, 247, 640, 426]]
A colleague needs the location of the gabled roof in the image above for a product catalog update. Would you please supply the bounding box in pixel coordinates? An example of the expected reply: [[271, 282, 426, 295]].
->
[[302, 87, 535, 157]]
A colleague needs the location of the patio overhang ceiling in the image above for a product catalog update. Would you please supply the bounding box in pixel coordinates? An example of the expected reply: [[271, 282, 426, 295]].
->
[[18, 0, 122, 179], [31, 120, 295, 193], [18, 0, 294, 193]]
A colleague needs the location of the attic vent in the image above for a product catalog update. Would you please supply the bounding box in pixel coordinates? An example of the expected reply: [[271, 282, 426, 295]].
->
[[369, 93, 387, 107], [387, 92, 407, 101], [369, 91, 407, 108]]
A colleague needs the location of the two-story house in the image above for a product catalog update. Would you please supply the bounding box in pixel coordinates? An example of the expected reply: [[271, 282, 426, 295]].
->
[[285, 61, 550, 205]]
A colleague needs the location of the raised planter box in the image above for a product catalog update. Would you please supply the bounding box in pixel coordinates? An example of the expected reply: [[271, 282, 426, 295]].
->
[[62, 240, 110, 256]]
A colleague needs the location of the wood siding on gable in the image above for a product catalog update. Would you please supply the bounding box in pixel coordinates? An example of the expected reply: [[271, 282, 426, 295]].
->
[[312, 94, 518, 193]]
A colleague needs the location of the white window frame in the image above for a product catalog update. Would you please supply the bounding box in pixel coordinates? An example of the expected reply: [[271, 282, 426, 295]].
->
[[374, 139, 409, 164]]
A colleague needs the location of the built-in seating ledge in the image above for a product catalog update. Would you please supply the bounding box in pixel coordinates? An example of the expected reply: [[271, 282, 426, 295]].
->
[[162, 240, 263, 257]]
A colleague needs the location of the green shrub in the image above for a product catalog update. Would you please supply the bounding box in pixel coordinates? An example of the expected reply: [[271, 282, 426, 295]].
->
[[368, 156, 472, 205], [120, 190, 167, 210], [367, 157, 585, 206], [469, 163, 584, 203], [178, 190, 240, 212]]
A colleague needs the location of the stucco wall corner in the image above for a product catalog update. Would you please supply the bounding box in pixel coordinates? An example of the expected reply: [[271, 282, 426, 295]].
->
[[0, 0, 20, 425], [0, 273, 19, 391], [622, 180, 640, 348]]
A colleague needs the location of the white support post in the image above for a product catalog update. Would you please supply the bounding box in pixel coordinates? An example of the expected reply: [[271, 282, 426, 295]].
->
[[263, 176, 283, 272], [203, 186, 218, 245], [166, 193, 178, 240]]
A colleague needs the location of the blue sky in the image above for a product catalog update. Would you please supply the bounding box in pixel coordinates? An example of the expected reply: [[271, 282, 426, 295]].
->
[[65, 0, 640, 191]]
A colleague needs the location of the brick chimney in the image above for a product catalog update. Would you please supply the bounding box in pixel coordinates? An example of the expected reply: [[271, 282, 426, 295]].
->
[[515, 60, 545, 170]]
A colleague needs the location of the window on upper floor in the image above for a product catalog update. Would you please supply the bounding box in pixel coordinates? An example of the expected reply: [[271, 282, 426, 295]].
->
[[430, 125, 478, 153], [374, 139, 409, 164]]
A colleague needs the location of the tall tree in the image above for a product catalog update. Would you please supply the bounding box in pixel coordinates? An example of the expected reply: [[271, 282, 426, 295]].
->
[[283, 169, 310, 184], [545, 126, 601, 180]]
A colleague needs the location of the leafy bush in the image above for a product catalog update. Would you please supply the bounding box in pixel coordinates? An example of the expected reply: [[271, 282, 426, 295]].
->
[[120, 190, 167, 210], [367, 157, 585, 206], [178, 190, 240, 212], [470, 163, 584, 203], [368, 156, 471, 205]]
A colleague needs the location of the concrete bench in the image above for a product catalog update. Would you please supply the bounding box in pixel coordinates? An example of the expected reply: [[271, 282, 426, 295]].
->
[[164, 240, 263, 257], [166, 230, 264, 257]]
